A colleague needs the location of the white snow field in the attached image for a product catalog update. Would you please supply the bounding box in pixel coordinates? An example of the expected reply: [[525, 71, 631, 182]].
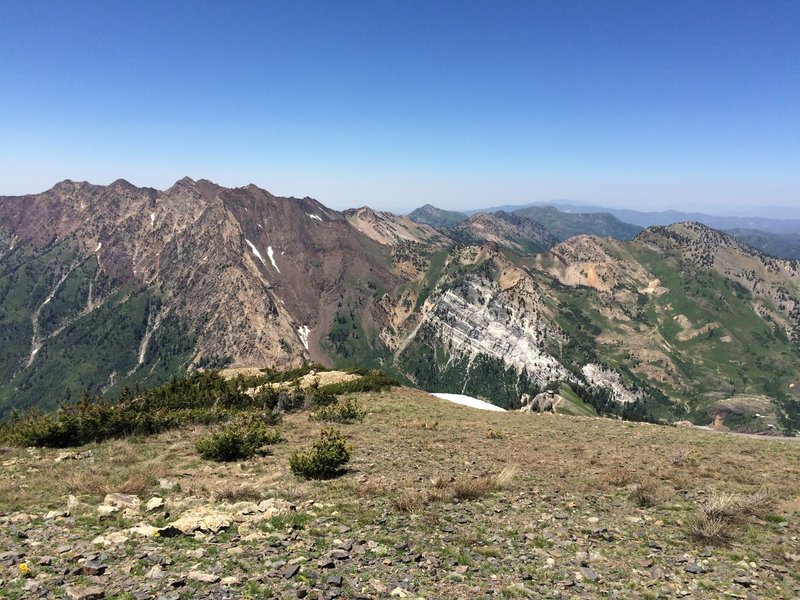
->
[[430, 393, 506, 412]]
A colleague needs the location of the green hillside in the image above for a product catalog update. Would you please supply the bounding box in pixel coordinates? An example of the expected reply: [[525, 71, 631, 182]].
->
[[514, 205, 642, 240]]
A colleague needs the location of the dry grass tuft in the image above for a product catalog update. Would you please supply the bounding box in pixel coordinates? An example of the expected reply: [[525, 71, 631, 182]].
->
[[629, 481, 657, 508], [355, 478, 387, 498], [687, 488, 778, 545], [687, 513, 732, 544], [451, 475, 499, 501], [391, 489, 429, 513], [606, 468, 636, 487], [108, 468, 157, 497], [495, 465, 518, 489], [702, 489, 776, 522], [216, 485, 263, 503]]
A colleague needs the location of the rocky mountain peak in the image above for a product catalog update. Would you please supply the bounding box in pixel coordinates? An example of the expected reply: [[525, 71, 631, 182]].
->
[[456, 211, 557, 253], [343, 207, 447, 246]]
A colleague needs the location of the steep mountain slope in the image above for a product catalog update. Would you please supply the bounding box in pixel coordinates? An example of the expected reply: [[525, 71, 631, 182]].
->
[[453, 211, 558, 254], [0, 179, 403, 414], [407, 204, 468, 227], [513, 205, 642, 240]]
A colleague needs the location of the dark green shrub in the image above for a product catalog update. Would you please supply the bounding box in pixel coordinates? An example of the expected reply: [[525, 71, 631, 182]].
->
[[309, 398, 364, 423], [289, 428, 352, 479], [318, 370, 399, 396], [308, 390, 337, 407], [195, 415, 282, 462]]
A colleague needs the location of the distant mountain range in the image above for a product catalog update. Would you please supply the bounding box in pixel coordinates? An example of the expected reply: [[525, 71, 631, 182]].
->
[[2, 179, 799, 434], [406, 201, 800, 258]]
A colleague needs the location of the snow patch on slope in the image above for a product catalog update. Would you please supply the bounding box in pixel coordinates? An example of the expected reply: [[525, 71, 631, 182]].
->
[[244, 238, 266, 267], [306, 213, 322, 221], [267, 246, 280, 272], [297, 325, 310, 350], [431, 393, 506, 412]]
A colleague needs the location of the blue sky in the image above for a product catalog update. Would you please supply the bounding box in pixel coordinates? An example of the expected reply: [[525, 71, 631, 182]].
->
[[1, 1, 798, 213]]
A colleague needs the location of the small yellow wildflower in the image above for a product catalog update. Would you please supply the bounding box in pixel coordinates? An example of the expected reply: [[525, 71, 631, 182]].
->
[[18, 562, 30, 575]]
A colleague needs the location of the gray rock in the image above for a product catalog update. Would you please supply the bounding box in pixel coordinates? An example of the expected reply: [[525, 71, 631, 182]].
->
[[65, 586, 105, 600], [78, 560, 107, 576], [327, 574, 343, 587], [580, 566, 600, 581], [284, 564, 300, 579], [684, 563, 707, 575], [734, 577, 753, 587], [187, 570, 220, 583], [0, 551, 23, 566]]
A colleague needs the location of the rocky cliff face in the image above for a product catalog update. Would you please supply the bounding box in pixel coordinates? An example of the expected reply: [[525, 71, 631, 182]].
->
[[409, 249, 569, 387]]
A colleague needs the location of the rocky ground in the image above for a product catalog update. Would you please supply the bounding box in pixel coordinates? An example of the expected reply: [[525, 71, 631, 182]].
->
[[2, 387, 800, 599]]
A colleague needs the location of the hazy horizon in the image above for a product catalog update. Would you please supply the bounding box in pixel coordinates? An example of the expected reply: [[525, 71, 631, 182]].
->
[[2, 1, 798, 215]]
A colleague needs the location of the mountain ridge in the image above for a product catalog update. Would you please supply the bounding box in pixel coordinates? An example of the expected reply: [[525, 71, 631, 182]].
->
[[2, 180, 799, 433]]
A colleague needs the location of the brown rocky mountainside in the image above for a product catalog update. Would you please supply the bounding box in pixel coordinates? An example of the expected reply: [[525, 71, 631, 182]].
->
[[454, 211, 559, 254], [0, 178, 395, 368], [0, 179, 427, 412]]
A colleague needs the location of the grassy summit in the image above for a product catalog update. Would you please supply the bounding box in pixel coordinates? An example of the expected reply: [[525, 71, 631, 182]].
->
[[1, 382, 799, 598]]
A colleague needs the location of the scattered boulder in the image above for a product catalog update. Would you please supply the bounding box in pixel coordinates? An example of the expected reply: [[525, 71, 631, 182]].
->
[[65, 586, 104, 600], [91, 532, 130, 547], [103, 493, 141, 511], [145, 497, 165, 512], [158, 506, 232, 536], [187, 570, 221, 583], [96, 505, 119, 520], [126, 523, 160, 537]]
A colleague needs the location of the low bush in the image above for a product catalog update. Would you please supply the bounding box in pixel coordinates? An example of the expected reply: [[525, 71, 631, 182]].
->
[[289, 428, 351, 479], [195, 414, 282, 462], [318, 371, 399, 395], [310, 398, 364, 423]]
